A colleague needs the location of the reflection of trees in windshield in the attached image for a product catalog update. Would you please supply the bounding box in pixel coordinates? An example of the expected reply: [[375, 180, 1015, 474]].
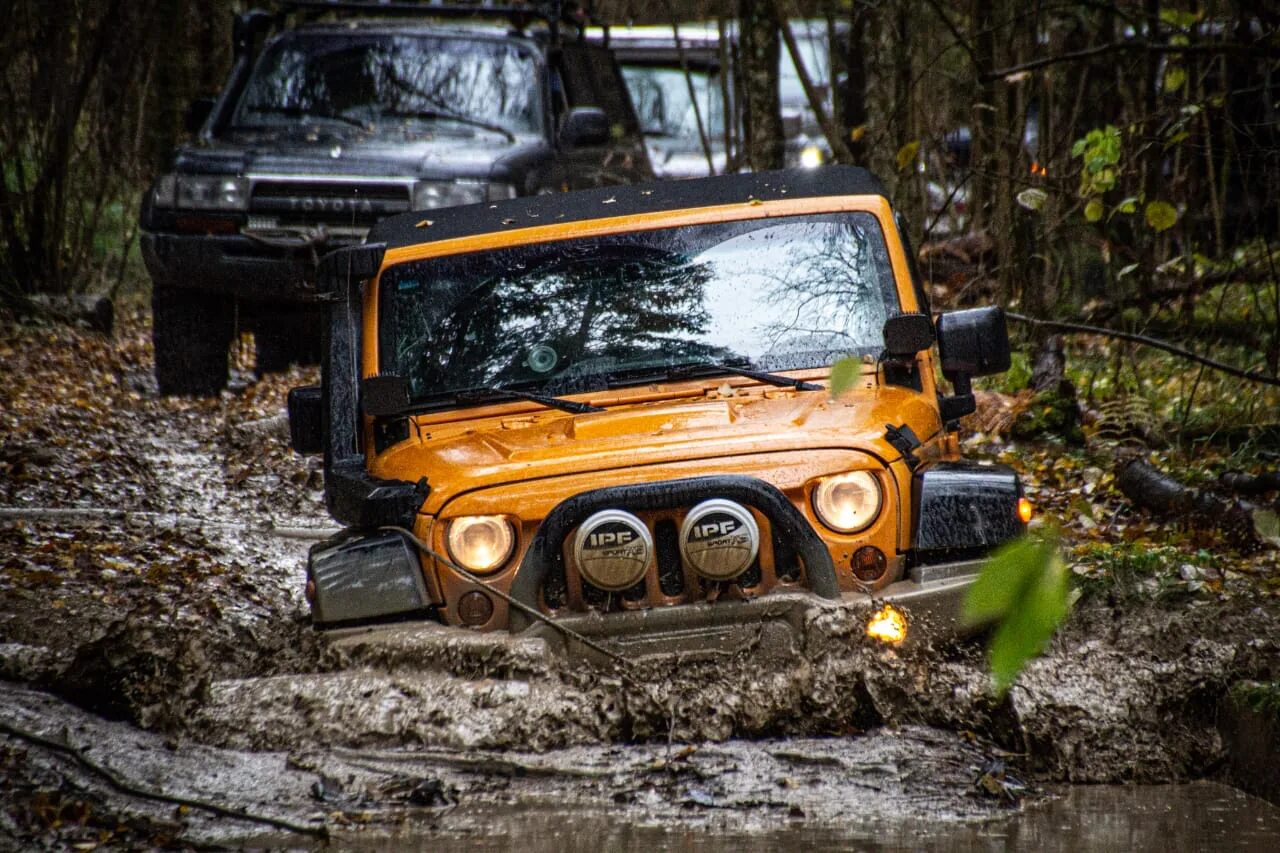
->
[[381, 246, 723, 401], [692, 220, 895, 372], [378, 214, 898, 401], [232, 34, 540, 135]]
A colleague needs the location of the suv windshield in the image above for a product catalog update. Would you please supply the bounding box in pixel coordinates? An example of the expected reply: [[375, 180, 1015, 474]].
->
[[378, 212, 898, 405], [622, 65, 726, 141], [230, 32, 542, 137]]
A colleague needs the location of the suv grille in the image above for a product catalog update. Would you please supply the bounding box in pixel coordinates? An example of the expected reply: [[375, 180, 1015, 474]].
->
[[250, 180, 411, 225]]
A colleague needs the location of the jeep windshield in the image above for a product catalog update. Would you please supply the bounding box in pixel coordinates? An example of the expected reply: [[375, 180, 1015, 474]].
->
[[228, 32, 542, 138], [378, 213, 899, 406]]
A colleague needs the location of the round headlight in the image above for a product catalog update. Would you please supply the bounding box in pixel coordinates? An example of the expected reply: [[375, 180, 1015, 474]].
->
[[812, 471, 882, 533], [446, 516, 515, 573]]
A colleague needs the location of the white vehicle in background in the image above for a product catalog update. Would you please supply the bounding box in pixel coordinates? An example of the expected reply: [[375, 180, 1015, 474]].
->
[[590, 21, 842, 178]]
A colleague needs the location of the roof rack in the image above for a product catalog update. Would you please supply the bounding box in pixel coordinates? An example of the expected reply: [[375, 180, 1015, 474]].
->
[[281, 1, 604, 40]]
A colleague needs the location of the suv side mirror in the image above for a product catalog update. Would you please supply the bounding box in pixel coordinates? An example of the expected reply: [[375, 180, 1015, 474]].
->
[[935, 307, 1011, 422], [560, 107, 610, 148], [883, 313, 935, 358], [185, 98, 215, 134], [288, 385, 323, 454], [937, 307, 1011, 380]]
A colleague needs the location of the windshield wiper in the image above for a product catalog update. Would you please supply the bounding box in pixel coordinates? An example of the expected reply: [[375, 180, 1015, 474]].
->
[[452, 386, 604, 414], [663, 361, 825, 392], [380, 107, 516, 142], [244, 105, 369, 129]]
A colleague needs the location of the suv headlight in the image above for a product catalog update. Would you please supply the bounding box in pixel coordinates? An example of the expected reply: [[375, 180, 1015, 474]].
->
[[412, 180, 517, 210], [154, 174, 249, 211], [812, 471, 882, 533], [446, 516, 516, 573]]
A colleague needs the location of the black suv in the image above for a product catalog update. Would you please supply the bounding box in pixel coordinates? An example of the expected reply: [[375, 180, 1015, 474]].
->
[[140, 1, 652, 395]]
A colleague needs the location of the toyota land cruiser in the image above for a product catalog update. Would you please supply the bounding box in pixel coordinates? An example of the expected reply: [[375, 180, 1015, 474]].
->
[[140, 0, 652, 395]]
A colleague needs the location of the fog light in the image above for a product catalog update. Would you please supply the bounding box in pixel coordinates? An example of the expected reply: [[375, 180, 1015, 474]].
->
[[851, 546, 887, 583], [866, 604, 907, 644], [457, 590, 494, 626], [679, 499, 760, 581], [1018, 497, 1033, 524], [573, 509, 652, 590]]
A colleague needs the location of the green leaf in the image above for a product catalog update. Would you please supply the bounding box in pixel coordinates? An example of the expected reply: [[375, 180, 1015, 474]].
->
[[828, 357, 861, 398], [989, 549, 1069, 694], [1070, 139, 1088, 158], [1117, 262, 1140, 279], [1145, 200, 1178, 232], [1084, 198, 1104, 223], [1164, 65, 1186, 93], [963, 534, 1070, 696], [1114, 196, 1139, 216], [962, 537, 1053, 626], [1016, 188, 1048, 212]]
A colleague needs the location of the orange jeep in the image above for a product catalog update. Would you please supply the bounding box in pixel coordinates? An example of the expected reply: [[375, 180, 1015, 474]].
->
[[288, 166, 1025, 656]]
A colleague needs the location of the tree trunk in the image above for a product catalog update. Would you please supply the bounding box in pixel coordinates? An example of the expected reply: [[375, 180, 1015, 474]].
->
[[739, 0, 785, 170], [840, 3, 869, 165]]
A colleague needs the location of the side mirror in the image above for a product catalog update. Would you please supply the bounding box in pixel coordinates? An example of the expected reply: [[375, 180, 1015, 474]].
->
[[559, 107, 610, 148], [883, 313, 935, 358], [287, 385, 323, 454], [936, 307, 1011, 380], [184, 98, 216, 134], [935, 307, 1011, 423]]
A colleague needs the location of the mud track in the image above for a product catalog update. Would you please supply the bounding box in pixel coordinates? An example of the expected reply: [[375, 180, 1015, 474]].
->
[[1, 318, 1278, 847]]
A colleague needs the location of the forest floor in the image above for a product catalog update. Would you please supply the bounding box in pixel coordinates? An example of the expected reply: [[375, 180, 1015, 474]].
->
[[0, 310, 1277, 848]]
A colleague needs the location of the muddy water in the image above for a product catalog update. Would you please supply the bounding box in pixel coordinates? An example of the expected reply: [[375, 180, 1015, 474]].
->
[[252, 783, 1280, 851], [4, 682, 1278, 850]]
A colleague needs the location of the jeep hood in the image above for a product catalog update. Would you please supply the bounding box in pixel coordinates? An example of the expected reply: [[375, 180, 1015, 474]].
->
[[370, 385, 942, 516]]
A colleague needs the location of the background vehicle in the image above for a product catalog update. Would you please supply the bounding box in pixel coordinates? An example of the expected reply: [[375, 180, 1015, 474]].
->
[[590, 21, 843, 178], [140, 0, 651, 396], [287, 167, 1026, 655]]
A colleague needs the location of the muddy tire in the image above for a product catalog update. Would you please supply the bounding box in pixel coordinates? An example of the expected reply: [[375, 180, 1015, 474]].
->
[[152, 288, 234, 397], [255, 310, 322, 375]]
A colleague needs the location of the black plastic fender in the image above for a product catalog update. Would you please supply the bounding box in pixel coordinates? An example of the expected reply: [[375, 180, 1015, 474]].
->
[[911, 461, 1024, 561], [309, 530, 431, 626]]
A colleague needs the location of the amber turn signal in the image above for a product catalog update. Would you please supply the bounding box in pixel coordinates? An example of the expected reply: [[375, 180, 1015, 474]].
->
[[1017, 497, 1034, 524]]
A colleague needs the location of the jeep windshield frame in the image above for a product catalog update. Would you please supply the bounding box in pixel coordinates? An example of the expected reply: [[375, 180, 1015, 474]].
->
[[227, 29, 545, 139], [376, 212, 900, 408]]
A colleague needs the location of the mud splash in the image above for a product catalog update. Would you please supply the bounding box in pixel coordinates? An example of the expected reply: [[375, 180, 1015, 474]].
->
[[189, 593, 1279, 791]]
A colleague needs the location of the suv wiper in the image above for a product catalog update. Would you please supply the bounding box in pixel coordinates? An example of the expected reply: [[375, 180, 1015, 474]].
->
[[452, 386, 604, 414], [380, 108, 515, 142], [663, 360, 825, 392], [244, 105, 369, 129]]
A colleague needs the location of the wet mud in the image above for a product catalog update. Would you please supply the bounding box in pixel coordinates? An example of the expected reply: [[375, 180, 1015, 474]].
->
[[2, 318, 1279, 847]]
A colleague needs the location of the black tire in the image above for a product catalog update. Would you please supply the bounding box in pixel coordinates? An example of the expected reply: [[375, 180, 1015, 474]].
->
[[255, 310, 322, 375], [152, 288, 234, 397]]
